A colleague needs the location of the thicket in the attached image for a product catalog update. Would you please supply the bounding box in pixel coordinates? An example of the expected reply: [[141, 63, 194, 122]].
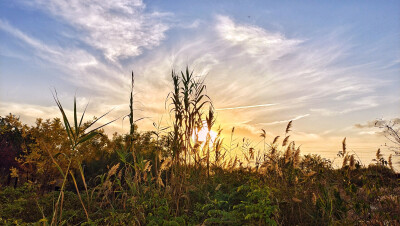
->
[[0, 68, 399, 225]]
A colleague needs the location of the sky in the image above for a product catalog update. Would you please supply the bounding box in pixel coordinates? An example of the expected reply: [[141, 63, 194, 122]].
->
[[1, 0, 399, 166]]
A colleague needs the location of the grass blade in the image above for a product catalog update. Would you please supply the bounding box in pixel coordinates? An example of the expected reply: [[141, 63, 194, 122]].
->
[[74, 96, 78, 137]]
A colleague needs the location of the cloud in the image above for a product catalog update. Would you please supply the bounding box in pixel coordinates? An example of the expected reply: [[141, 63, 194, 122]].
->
[[0, 20, 127, 95], [0, 101, 127, 134], [0, 20, 60, 55], [216, 103, 277, 111], [124, 14, 395, 139], [215, 15, 301, 57], [258, 114, 310, 125], [1, 1, 173, 125], [310, 96, 382, 116], [292, 131, 321, 141], [354, 118, 400, 129], [25, 0, 171, 62], [1, 7, 397, 150], [0, 102, 60, 121], [359, 131, 376, 135], [354, 120, 381, 129]]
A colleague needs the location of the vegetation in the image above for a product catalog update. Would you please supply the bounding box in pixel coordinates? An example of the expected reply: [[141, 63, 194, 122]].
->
[[0, 67, 399, 225]]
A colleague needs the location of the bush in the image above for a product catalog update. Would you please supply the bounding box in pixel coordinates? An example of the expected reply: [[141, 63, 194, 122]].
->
[[195, 182, 276, 225]]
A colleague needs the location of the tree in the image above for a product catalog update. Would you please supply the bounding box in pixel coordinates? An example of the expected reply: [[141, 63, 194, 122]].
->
[[375, 118, 400, 155], [0, 114, 26, 186]]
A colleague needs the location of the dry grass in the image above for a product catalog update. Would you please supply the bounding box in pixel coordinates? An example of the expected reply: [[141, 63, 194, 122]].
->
[[0, 67, 399, 225]]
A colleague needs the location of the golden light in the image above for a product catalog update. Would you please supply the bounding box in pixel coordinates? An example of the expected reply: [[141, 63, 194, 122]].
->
[[192, 121, 218, 145]]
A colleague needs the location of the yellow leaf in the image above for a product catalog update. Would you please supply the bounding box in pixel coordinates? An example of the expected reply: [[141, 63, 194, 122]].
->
[[10, 167, 19, 178], [292, 197, 302, 203]]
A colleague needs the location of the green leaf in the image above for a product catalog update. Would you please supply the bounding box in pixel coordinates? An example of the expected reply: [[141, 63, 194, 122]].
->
[[74, 96, 78, 137], [79, 100, 89, 129], [116, 149, 127, 163], [77, 132, 98, 145]]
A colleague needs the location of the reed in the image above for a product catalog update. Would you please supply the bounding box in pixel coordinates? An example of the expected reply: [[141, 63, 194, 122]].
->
[[2, 67, 399, 225]]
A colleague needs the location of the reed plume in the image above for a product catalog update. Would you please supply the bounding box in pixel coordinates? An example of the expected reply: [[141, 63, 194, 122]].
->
[[376, 148, 382, 160], [273, 136, 280, 144], [388, 154, 393, 171], [342, 137, 346, 156], [342, 155, 349, 168], [282, 135, 290, 147], [293, 147, 301, 168], [286, 120, 293, 134], [349, 154, 355, 170], [284, 143, 292, 163]]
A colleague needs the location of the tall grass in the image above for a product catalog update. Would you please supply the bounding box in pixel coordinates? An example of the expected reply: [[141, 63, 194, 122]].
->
[[48, 90, 121, 225], [0, 67, 398, 225]]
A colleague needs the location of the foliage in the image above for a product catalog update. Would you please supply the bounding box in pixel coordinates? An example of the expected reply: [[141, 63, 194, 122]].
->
[[0, 67, 399, 225], [0, 114, 27, 186], [194, 182, 276, 225]]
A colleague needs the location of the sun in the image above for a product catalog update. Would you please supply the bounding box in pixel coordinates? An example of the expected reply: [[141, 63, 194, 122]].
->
[[192, 121, 218, 145]]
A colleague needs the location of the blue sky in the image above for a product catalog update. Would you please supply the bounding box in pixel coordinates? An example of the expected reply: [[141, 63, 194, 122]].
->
[[1, 0, 399, 164]]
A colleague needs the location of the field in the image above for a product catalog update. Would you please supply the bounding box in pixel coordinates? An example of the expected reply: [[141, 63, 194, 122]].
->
[[1, 69, 399, 225]]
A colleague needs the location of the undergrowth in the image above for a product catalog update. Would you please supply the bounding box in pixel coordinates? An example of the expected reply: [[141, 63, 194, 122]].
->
[[0, 67, 399, 225]]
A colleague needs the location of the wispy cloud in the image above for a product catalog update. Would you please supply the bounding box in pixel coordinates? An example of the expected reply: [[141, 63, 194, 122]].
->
[[216, 103, 277, 111], [354, 118, 400, 129], [310, 96, 382, 116], [0, 20, 125, 94], [24, 0, 171, 62], [0, 101, 126, 133], [122, 14, 394, 138], [1, 1, 398, 166], [259, 114, 310, 125], [0, 20, 61, 55], [216, 15, 301, 57], [359, 131, 377, 135], [1, 1, 174, 123], [1, 6, 397, 153]]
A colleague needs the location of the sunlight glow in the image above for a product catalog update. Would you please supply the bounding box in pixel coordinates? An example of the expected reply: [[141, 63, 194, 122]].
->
[[192, 122, 218, 145]]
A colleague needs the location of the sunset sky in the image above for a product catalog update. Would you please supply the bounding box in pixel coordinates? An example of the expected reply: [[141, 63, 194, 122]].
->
[[1, 0, 399, 166]]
